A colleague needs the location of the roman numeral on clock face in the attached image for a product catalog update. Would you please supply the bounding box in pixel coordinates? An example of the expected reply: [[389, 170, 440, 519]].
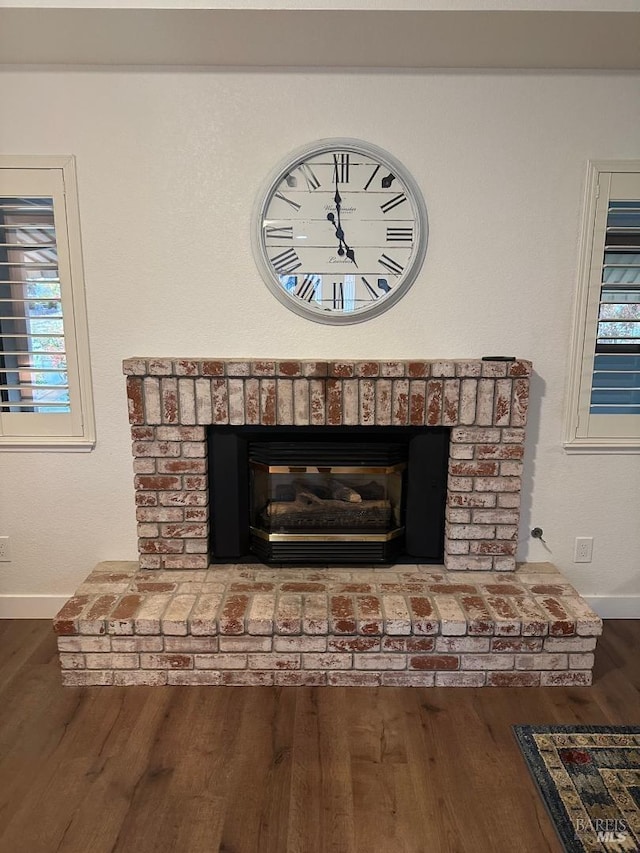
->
[[271, 248, 301, 275], [380, 193, 407, 214], [334, 153, 350, 183], [295, 275, 318, 302], [299, 164, 321, 191], [265, 225, 293, 240], [333, 281, 344, 310], [386, 226, 413, 242], [378, 253, 404, 275], [274, 191, 302, 212], [363, 164, 380, 191]]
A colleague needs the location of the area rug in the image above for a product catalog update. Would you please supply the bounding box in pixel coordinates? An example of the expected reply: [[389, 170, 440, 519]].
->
[[513, 725, 640, 852]]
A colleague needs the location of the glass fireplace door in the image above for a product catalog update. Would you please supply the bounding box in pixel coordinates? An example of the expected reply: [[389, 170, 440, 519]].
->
[[248, 441, 407, 563]]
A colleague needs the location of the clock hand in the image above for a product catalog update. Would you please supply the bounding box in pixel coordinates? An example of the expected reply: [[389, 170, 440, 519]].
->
[[326, 212, 358, 267], [328, 154, 357, 266]]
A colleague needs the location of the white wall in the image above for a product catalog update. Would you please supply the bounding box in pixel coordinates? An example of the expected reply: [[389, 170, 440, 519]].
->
[[0, 68, 638, 610]]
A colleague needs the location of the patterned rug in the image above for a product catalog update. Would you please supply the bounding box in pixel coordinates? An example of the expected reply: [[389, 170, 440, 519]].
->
[[514, 725, 640, 852]]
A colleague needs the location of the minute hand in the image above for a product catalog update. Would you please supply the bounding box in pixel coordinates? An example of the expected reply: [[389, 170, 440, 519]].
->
[[327, 158, 357, 266]]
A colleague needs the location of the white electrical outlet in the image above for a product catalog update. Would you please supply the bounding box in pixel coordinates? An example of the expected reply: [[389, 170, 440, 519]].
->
[[0, 536, 10, 562], [574, 537, 593, 563]]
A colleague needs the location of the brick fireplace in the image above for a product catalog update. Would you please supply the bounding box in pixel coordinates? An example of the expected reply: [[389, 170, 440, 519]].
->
[[52, 357, 603, 687], [124, 357, 532, 571]]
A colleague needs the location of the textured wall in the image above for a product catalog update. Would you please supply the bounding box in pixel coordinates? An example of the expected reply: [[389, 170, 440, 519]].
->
[[0, 68, 638, 605]]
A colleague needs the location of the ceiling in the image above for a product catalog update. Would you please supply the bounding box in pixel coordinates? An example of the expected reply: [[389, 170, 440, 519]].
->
[[0, 7, 639, 69]]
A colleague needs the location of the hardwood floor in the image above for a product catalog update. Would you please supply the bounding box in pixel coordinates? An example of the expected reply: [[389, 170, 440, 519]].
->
[[0, 620, 638, 853]]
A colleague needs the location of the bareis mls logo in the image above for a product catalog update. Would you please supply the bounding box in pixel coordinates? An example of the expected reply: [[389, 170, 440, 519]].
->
[[574, 818, 630, 845]]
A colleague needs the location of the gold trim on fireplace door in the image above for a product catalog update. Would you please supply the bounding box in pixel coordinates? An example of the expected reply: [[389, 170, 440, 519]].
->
[[250, 526, 405, 543], [249, 462, 407, 475]]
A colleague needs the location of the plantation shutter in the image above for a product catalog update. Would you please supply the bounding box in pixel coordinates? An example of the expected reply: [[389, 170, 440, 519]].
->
[[0, 161, 94, 446], [576, 169, 640, 442]]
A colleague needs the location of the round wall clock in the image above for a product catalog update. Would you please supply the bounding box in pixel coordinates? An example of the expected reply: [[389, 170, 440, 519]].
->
[[251, 138, 428, 324]]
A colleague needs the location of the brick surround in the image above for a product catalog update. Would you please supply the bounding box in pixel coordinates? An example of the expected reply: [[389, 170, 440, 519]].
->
[[123, 358, 532, 571]]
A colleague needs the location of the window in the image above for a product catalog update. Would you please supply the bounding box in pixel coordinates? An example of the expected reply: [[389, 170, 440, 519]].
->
[[0, 157, 95, 449], [565, 161, 640, 452]]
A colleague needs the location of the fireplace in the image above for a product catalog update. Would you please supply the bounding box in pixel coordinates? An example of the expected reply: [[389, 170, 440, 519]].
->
[[124, 358, 531, 572], [51, 354, 603, 689], [208, 426, 449, 564]]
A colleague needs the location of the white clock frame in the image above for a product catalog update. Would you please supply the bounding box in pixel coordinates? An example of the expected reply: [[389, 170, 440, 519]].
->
[[251, 138, 429, 325]]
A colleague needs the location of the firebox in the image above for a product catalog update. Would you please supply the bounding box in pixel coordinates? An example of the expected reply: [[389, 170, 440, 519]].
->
[[208, 426, 449, 564]]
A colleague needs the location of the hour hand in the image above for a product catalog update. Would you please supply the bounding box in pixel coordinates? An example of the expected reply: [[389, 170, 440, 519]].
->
[[345, 246, 357, 267]]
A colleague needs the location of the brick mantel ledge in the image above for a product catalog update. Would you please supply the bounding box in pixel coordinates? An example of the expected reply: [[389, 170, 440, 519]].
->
[[123, 359, 532, 572]]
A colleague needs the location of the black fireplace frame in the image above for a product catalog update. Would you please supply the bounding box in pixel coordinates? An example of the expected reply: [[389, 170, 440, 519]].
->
[[208, 425, 449, 565]]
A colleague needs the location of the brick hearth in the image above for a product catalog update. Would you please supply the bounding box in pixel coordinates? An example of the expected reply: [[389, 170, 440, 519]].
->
[[54, 561, 602, 687]]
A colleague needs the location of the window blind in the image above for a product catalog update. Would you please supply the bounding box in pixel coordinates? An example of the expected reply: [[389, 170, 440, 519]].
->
[[0, 196, 71, 414], [590, 197, 640, 415]]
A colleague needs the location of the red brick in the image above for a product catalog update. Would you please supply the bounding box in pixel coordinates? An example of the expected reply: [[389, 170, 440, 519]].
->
[[330, 362, 354, 377], [476, 444, 524, 459], [487, 671, 540, 687], [141, 653, 192, 669], [279, 361, 301, 376], [162, 523, 207, 538], [491, 638, 543, 652], [280, 582, 326, 593], [161, 378, 178, 423], [408, 361, 429, 378], [426, 379, 443, 425], [512, 378, 529, 426], [156, 426, 205, 441], [212, 378, 229, 424], [392, 379, 409, 425], [327, 379, 342, 425], [409, 655, 459, 671], [450, 461, 499, 477], [53, 595, 90, 635], [428, 584, 477, 594], [251, 361, 275, 376], [126, 377, 144, 424], [131, 427, 154, 440], [330, 595, 356, 634], [202, 360, 224, 376], [158, 459, 206, 474], [355, 361, 379, 377], [139, 539, 184, 554], [443, 379, 460, 425], [328, 637, 380, 653], [381, 361, 405, 377], [260, 378, 276, 425], [110, 595, 143, 621], [219, 595, 249, 634], [135, 475, 181, 491]]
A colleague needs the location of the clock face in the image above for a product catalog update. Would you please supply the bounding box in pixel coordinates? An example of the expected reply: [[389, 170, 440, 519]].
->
[[252, 139, 428, 324]]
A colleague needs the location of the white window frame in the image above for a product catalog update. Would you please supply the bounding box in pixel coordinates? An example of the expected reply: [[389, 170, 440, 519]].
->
[[0, 156, 95, 450], [564, 160, 640, 454]]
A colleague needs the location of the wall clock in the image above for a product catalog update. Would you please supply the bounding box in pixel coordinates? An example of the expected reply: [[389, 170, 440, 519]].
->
[[251, 138, 428, 324]]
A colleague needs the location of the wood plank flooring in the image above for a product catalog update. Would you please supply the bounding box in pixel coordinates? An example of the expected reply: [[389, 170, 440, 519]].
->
[[0, 619, 638, 853]]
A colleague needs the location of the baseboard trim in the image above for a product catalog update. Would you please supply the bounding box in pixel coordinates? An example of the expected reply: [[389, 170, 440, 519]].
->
[[584, 596, 640, 619], [0, 595, 70, 619]]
